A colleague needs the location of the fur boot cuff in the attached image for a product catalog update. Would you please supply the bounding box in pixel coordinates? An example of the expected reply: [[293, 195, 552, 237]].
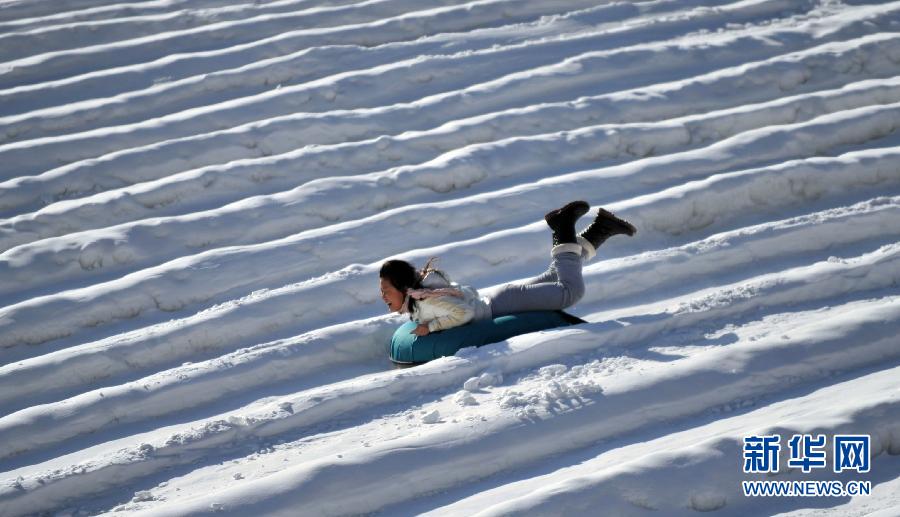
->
[[576, 235, 597, 261], [551, 243, 583, 257]]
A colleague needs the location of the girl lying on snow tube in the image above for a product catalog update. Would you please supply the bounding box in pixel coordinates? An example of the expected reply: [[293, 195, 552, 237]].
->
[[379, 200, 637, 367]]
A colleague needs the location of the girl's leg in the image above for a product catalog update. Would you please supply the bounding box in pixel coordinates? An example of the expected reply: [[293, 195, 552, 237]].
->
[[514, 265, 558, 287], [515, 247, 592, 286], [489, 251, 585, 317]]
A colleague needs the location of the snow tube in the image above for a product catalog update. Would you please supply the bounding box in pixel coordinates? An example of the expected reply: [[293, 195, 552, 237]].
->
[[390, 310, 586, 365]]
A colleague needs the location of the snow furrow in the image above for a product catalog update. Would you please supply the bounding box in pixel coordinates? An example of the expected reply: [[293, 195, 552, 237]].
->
[[120, 295, 900, 516], [0, 0, 810, 142], [4, 281, 896, 514], [423, 366, 900, 516], [0, 1, 176, 25], [1, 3, 895, 179], [0, 0, 601, 92], [2, 101, 898, 353], [0, 195, 895, 434], [0, 0, 640, 117], [0, 149, 895, 436], [0, 0, 365, 35], [8, 72, 900, 263], [3, 28, 895, 217], [3, 80, 900, 305], [0, 0, 382, 62]]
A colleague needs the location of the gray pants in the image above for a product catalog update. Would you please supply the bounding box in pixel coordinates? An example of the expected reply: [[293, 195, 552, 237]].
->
[[488, 251, 585, 317]]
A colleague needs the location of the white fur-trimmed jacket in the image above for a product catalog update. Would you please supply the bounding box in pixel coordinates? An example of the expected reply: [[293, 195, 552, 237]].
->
[[408, 271, 492, 332]]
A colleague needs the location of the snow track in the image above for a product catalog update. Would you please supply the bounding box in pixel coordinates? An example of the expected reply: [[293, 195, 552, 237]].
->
[[1, 1, 898, 515], [3, 28, 897, 215], [4, 74, 900, 265], [419, 364, 900, 516], [27, 0, 860, 162]]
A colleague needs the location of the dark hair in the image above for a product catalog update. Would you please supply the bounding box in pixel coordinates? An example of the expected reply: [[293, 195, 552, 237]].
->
[[379, 257, 439, 313]]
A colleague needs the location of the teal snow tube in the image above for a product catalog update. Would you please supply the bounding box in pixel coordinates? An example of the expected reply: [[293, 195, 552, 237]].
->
[[390, 310, 585, 366]]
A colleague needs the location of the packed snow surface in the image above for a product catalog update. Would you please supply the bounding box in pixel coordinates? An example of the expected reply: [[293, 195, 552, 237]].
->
[[1, 0, 899, 515]]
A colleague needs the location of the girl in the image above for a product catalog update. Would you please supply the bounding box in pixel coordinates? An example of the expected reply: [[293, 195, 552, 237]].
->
[[379, 201, 636, 336]]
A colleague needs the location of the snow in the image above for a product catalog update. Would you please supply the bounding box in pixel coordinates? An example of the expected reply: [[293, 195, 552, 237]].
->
[[1, 0, 899, 515]]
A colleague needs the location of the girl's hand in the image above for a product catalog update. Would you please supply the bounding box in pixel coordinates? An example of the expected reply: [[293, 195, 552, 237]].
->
[[411, 323, 431, 336]]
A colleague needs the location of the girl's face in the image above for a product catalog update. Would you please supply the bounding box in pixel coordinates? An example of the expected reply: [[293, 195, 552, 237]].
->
[[379, 277, 405, 313]]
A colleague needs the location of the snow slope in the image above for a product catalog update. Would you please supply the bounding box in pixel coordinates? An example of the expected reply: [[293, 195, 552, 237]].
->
[[1, 0, 899, 515]]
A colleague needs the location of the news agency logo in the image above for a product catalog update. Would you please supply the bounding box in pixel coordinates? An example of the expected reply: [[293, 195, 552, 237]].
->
[[743, 433, 870, 474], [741, 434, 871, 498]]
